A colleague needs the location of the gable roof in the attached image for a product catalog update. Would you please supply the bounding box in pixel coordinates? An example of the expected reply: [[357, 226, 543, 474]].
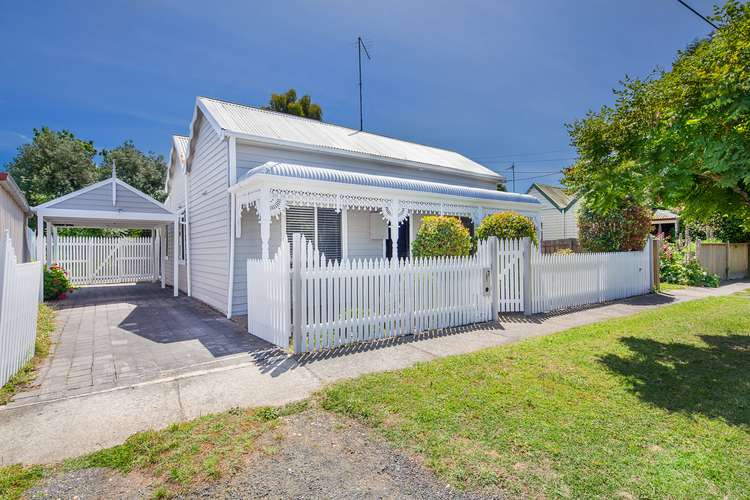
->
[[166, 135, 189, 190], [652, 209, 679, 222], [35, 175, 173, 216], [527, 183, 577, 211], [194, 96, 502, 182]]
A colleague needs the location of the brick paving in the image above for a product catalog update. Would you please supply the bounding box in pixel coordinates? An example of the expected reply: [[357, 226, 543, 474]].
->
[[12, 283, 272, 404]]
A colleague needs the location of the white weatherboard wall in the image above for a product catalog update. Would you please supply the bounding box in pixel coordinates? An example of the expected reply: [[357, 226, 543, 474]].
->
[[0, 233, 42, 386], [528, 186, 579, 241], [232, 209, 282, 315], [235, 143, 499, 191], [189, 116, 230, 313], [0, 186, 28, 262]]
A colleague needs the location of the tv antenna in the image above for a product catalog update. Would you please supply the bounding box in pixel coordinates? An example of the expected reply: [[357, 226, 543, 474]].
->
[[357, 36, 372, 131]]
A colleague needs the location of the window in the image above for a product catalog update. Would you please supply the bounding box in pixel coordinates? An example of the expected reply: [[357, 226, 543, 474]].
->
[[285, 206, 341, 261], [178, 209, 186, 262]]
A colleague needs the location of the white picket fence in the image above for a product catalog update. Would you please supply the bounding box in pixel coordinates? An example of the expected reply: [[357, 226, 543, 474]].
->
[[290, 233, 494, 353], [526, 240, 652, 314], [53, 236, 157, 285], [246, 234, 656, 353], [0, 232, 42, 387], [246, 239, 291, 348]]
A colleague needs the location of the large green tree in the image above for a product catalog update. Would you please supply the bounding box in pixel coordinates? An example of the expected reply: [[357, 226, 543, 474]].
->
[[265, 88, 323, 120], [7, 127, 99, 206], [564, 1, 750, 224], [100, 141, 167, 201]]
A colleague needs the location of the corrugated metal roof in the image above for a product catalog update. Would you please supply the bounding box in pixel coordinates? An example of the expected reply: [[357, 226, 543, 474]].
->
[[528, 183, 577, 210], [652, 209, 678, 221], [198, 97, 501, 180], [239, 162, 539, 205], [172, 135, 189, 167]]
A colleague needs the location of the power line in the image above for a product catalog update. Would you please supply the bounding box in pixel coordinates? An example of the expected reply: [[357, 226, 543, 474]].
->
[[674, 0, 719, 29], [513, 171, 564, 182], [471, 149, 573, 160], [482, 157, 579, 164]]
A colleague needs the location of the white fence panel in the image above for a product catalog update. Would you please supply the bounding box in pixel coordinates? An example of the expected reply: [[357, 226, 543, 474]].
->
[[0, 232, 42, 386], [527, 240, 651, 314], [54, 236, 156, 285], [292, 234, 494, 353], [246, 240, 291, 348]]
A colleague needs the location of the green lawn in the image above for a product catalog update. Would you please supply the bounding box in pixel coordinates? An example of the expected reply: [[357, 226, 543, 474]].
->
[[659, 282, 687, 292], [322, 292, 750, 498], [0, 304, 55, 405]]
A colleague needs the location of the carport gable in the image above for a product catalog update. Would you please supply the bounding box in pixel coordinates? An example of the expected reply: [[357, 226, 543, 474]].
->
[[35, 177, 174, 227]]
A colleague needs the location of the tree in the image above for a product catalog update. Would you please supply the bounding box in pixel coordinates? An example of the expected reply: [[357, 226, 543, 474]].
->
[[476, 212, 538, 245], [7, 127, 98, 206], [100, 141, 167, 201], [577, 200, 652, 252], [563, 1, 750, 226], [411, 216, 472, 258], [265, 88, 323, 120]]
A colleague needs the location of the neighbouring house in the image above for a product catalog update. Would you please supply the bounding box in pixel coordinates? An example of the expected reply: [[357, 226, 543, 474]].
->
[[525, 183, 580, 242], [651, 209, 679, 238], [164, 96, 543, 318], [0, 172, 33, 261]]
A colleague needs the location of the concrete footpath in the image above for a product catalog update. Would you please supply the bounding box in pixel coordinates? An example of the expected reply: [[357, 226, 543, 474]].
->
[[2, 281, 748, 465]]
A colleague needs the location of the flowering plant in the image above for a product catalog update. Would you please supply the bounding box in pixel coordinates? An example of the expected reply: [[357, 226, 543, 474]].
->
[[44, 264, 73, 300]]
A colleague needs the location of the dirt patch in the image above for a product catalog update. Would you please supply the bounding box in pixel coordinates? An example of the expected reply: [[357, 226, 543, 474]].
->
[[25, 468, 154, 499], [21, 410, 490, 499], [188, 409, 486, 499]]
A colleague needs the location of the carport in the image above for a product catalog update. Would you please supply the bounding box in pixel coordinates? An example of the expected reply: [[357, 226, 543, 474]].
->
[[33, 170, 180, 296]]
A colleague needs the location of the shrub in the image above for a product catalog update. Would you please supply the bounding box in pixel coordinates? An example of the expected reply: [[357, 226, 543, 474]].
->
[[411, 216, 471, 258], [476, 212, 538, 245], [578, 200, 651, 252], [554, 248, 574, 255], [44, 264, 72, 300], [660, 242, 720, 288]]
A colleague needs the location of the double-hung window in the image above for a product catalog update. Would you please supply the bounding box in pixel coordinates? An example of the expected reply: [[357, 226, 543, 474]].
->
[[178, 209, 186, 262], [285, 206, 341, 261]]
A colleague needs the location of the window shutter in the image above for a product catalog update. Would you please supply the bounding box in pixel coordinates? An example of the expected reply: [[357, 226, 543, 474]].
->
[[317, 208, 341, 261], [284, 206, 342, 261], [285, 206, 316, 247]]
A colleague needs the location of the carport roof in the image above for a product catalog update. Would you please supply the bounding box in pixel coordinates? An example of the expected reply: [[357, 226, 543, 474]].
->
[[34, 175, 177, 229]]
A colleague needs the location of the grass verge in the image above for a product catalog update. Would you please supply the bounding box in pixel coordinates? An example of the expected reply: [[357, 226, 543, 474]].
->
[[659, 282, 687, 292], [0, 304, 55, 405], [321, 292, 750, 498], [0, 401, 308, 499]]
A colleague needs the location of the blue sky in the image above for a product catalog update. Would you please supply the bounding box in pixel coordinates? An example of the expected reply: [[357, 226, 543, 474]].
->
[[0, 0, 716, 193]]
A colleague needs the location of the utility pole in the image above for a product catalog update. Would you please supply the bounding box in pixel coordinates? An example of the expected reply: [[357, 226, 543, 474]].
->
[[507, 162, 516, 192], [357, 36, 372, 131]]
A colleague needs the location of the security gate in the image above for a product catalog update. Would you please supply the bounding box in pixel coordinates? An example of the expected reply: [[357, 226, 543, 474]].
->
[[53, 236, 158, 285]]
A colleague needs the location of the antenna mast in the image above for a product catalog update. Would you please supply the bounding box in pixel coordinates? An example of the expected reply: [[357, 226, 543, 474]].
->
[[357, 36, 372, 131]]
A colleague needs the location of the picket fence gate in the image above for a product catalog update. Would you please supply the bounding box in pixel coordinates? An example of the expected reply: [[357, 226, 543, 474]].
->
[[0, 232, 42, 386], [53, 236, 157, 285], [246, 239, 291, 348], [496, 238, 526, 313], [526, 239, 652, 314]]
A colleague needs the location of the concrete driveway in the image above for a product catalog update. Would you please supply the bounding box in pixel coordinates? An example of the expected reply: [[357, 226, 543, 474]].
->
[[10, 283, 274, 405]]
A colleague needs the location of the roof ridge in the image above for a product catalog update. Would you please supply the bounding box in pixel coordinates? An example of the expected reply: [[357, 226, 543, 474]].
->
[[197, 96, 477, 159]]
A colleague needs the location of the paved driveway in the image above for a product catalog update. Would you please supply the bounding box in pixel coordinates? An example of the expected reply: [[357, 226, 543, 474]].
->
[[12, 283, 273, 405]]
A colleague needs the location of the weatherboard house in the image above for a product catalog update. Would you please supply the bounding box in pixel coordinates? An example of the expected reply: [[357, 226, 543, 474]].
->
[[160, 97, 542, 317]]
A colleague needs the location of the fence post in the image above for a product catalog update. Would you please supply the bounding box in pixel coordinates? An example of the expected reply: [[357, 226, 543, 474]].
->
[[522, 237, 532, 316], [292, 233, 302, 353], [489, 237, 499, 319], [652, 235, 661, 291]]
